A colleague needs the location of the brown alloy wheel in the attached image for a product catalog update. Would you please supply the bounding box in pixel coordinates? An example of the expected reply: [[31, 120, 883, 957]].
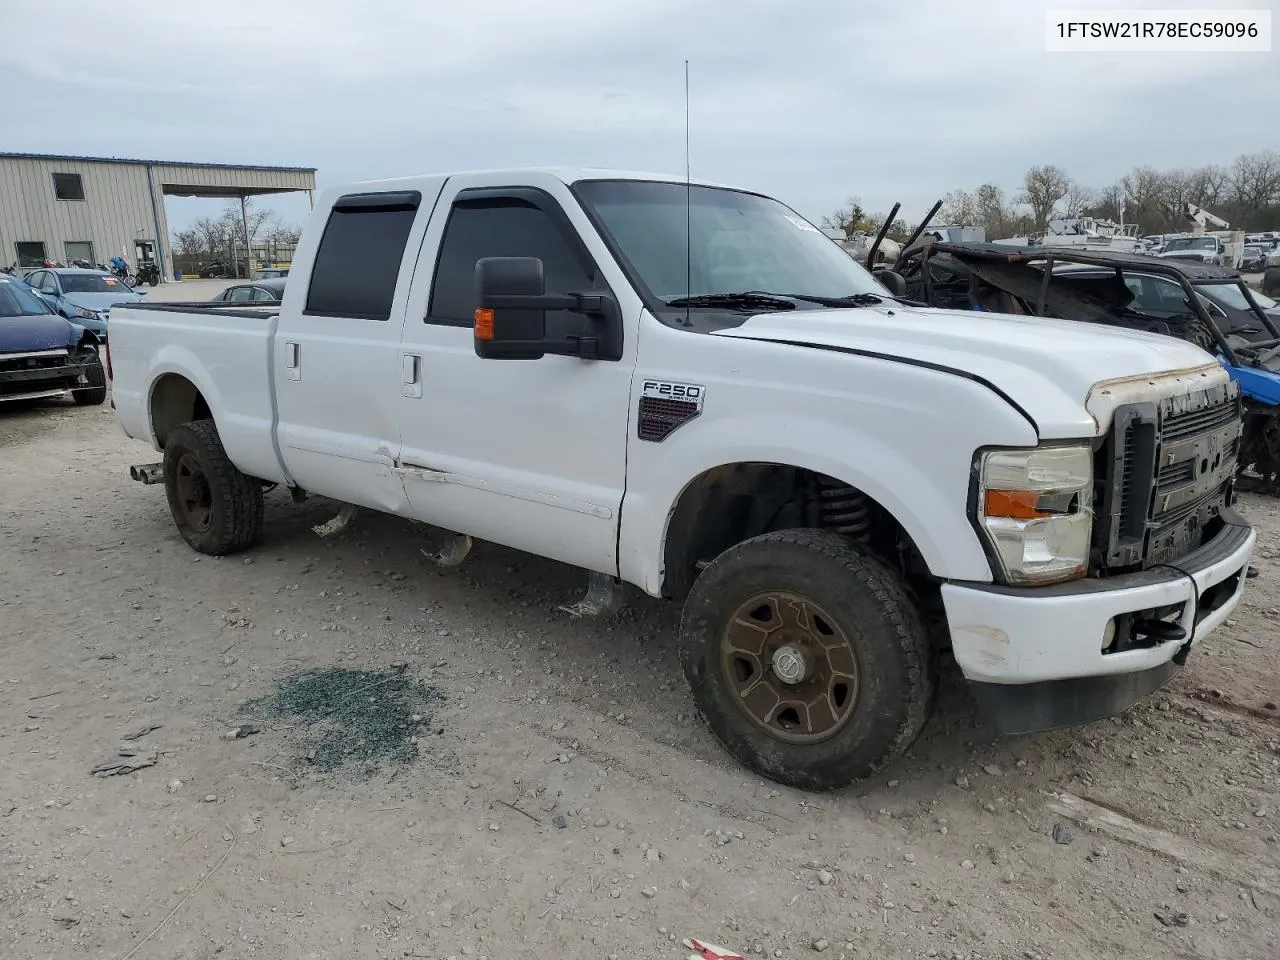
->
[[174, 452, 213, 533], [721, 591, 860, 744]]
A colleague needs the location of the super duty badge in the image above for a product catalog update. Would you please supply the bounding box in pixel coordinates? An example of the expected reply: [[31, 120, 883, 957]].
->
[[637, 380, 706, 442]]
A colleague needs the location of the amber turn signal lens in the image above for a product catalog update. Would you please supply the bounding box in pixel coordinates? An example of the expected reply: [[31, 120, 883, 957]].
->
[[983, 489, 1048, 520], [474, 307, 494, 341]]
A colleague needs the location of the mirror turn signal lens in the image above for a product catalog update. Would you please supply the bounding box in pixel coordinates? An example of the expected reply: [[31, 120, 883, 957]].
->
[[474, 307, 494, 341]]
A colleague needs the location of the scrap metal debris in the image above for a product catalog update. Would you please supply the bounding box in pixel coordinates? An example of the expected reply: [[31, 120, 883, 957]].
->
[[91, 750, 159, 777], [122, 723, 163, 741], [684, 938, 746, 960]]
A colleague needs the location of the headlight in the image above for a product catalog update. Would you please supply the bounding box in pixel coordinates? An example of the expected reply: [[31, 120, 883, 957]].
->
[[975, 445, 1093, 586], [73, 306, 97, 320]]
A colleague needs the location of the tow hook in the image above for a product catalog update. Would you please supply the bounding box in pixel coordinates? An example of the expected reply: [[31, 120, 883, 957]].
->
[[129, 463, 164, 484]]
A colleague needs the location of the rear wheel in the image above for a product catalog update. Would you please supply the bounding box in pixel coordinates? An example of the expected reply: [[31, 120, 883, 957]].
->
[[678, 528, 935, 791], [73, 360, 107, 406], [162, 420, 264, 555]]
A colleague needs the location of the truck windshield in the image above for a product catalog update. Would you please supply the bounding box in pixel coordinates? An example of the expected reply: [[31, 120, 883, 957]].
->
[[0, 279, 53, 317], [575, 180, 888, 306]]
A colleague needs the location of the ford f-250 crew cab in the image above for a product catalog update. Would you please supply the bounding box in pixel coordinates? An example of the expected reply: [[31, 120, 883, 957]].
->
[[108, 168, 1256, 790]]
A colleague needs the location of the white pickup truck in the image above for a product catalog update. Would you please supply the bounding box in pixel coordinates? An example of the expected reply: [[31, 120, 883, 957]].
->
[[108, 168, 1256, 790]]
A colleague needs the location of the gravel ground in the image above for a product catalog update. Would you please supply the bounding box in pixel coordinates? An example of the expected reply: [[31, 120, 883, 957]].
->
[[2, 394, 1279, 960]]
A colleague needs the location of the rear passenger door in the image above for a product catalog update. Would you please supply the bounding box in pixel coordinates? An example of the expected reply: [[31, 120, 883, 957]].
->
[[273, 183, 445, 514]]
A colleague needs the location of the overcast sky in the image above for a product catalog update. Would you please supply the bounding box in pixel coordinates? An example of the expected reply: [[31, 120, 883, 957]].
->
[[3, 0, 1276, 232]]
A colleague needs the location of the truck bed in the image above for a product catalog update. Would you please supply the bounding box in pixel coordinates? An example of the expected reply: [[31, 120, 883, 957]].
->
[[109, 302, 290, 484]]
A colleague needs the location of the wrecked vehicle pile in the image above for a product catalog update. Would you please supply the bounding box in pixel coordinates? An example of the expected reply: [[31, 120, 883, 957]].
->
[[889, 242, 1280, 494]]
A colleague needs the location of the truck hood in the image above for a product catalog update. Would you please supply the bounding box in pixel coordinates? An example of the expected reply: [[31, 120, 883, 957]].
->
[[0, 314, 82, 353], [713, 304, 1222, 439]]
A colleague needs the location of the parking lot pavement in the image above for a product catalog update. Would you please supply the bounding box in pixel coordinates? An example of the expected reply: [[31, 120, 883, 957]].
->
[[2, 401, 1279, 960]]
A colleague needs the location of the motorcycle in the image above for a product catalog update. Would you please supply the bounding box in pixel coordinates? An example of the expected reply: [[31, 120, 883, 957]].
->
[[135, 261, 161, 287]]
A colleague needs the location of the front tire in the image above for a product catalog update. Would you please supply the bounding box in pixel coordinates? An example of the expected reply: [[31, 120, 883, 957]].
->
[[162, 420, 264, 555], [678, 528, 935, 791], [73, 360, 107, 406]]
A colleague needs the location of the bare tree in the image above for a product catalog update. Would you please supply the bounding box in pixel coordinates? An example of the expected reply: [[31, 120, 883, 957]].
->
[[939, 188, 978, 227], [218, 200, 278, 262], [863, 212, 910, 243], [264, 223, 302, 246], [974, 183, 1016, 238], [1060, 180, 1095, 219], [190, 216, 230, 257], [822, 196, 867, 236], [171, 229, 204, 257], [1185, 164, 1229, 210], [1021, 165, 1071, 229], [1228, 150, 1280, 222]]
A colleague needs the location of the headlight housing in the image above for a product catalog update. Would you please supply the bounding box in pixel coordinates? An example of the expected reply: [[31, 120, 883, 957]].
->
[[974, 445, 1093, 586], [73, 306, 97, 320]]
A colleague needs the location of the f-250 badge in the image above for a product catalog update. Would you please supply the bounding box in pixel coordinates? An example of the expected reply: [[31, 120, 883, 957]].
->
[[637, 380, 706, 441]]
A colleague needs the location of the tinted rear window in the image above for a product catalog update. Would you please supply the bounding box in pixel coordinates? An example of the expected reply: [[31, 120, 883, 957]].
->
[[304, 191, 421, 320]]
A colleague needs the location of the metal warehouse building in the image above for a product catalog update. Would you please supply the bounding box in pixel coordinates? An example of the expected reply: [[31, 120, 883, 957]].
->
[[0, 153, 316, 282]]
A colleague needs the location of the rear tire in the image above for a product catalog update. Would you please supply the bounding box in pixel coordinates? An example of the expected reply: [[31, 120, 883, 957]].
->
[[162, 420, 264, 555], [678, 528, 935, 791], [73, 360, 107, 406]]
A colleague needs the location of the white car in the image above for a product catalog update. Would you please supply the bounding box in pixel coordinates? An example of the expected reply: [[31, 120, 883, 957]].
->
[[105, 167, 1255, 789]]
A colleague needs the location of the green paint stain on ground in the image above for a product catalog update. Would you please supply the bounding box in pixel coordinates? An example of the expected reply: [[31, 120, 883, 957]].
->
[[243, 666, 445, 776]]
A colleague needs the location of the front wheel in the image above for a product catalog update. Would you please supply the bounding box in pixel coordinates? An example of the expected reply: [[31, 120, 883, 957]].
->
[[162, 420, 264, 555], [73, 360, 107, 406], [678, 528, 935, 791]]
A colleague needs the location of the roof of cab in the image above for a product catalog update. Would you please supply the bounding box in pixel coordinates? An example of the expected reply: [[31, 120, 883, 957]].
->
[[327, 167, 735, 196]]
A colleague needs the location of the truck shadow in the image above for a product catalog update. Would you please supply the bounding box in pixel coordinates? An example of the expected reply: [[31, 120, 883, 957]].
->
[[256, 491, 1002, 788]]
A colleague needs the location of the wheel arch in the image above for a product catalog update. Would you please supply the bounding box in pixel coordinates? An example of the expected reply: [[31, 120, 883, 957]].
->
[[659, 460, 940, 605], [149, 372, 213, 449]]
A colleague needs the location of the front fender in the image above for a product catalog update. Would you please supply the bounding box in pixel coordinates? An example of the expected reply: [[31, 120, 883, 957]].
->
[[618, 399, 1039, 597]]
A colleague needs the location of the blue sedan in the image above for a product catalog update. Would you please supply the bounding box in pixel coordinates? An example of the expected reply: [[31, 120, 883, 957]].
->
[[23, 267, 146, 338]]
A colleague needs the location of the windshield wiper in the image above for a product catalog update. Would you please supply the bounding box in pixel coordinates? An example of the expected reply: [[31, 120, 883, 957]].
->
[[744, 291, 887, 308], [664, 292, 797, 311]]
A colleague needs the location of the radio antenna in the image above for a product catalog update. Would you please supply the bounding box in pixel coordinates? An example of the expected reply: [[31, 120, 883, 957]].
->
[[683, 58, 692, 328]]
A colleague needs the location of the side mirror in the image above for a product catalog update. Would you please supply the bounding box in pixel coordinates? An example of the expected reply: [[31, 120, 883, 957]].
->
[[473, 256, 615, 361]]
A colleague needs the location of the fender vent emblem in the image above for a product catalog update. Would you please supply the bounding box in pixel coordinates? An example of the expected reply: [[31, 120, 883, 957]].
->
[[638, 380, 704, 442]]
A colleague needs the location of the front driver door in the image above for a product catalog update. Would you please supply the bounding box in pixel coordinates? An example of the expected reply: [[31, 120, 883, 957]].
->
[[396, 175, 640, 576]]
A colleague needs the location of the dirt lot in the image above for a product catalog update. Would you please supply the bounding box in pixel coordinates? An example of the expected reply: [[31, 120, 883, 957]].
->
[[2, 395, 1279, 960]]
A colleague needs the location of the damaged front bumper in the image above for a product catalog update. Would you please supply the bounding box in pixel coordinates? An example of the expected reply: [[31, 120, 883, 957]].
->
[[0, 350, 96, 402], [941, 509, 1255, 734]]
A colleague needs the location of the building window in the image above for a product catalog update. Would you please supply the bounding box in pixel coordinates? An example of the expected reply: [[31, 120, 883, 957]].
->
[[65, 241, 95, 265], [52, 173, 85, 201], [14, 241, 47, 268]]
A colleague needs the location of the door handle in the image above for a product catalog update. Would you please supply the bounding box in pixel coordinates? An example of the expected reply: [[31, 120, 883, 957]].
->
[[285, 341, 301, 381], [401, 353, 422, 399]]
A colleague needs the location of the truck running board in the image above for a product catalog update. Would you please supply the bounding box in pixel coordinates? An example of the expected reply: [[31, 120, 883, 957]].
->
[[129, 463, 163, 485], [559, 571, 625, 618]]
